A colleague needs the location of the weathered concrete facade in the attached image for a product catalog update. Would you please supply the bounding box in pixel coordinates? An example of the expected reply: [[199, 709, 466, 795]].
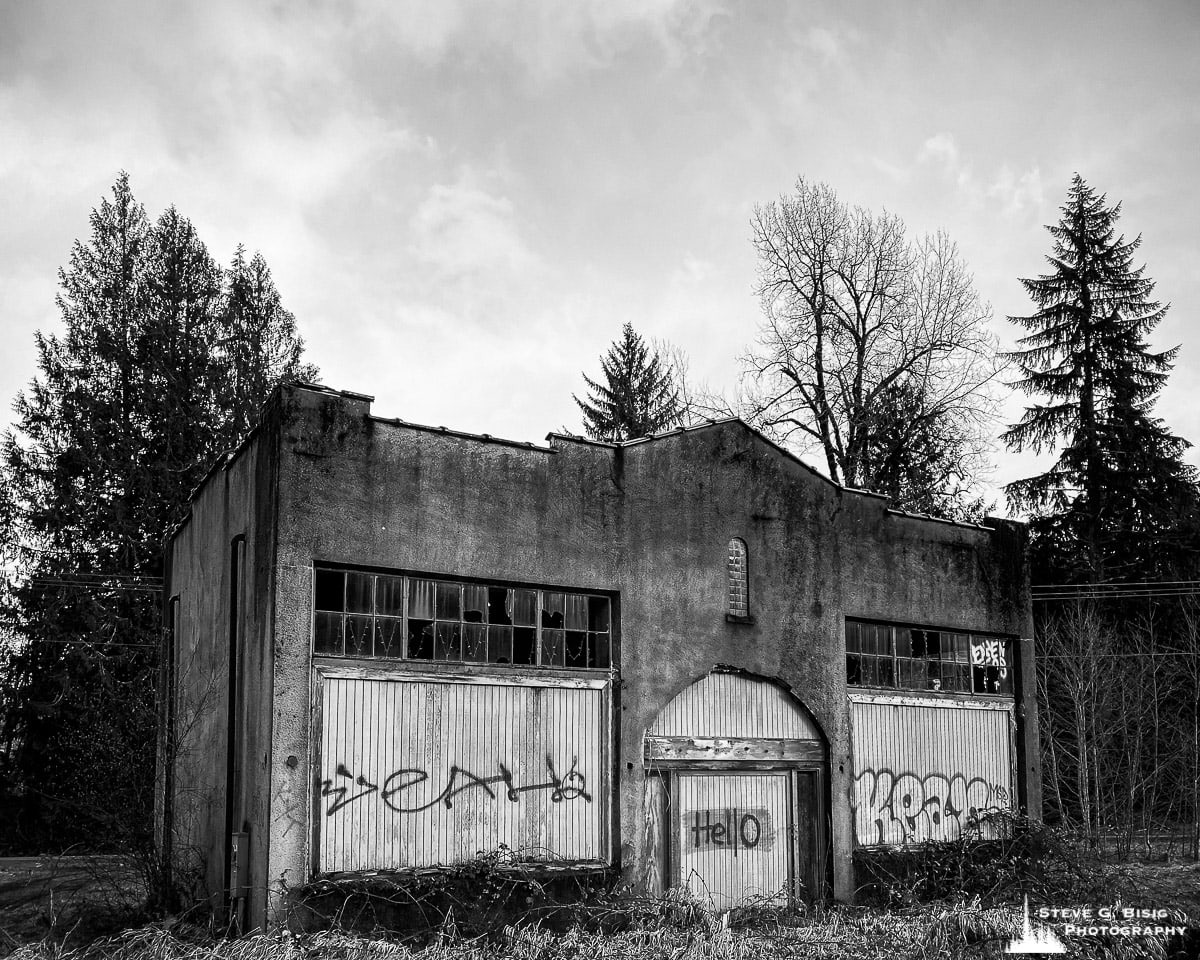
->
[[160, 383, 1039, 929]]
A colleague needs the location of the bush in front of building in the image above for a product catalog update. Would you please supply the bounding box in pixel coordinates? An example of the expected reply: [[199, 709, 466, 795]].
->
[[852, 812, 1120, 907]]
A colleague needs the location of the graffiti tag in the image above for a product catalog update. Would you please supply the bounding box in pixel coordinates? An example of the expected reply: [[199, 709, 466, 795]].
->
[[853, 769, 1009, 845], [687, 807, 773, 856], [971, 638, 1009, 678], [321, 757, 591, 817]]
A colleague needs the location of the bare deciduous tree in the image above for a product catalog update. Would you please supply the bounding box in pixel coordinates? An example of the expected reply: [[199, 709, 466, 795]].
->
[[741, 179, 1003, 515]]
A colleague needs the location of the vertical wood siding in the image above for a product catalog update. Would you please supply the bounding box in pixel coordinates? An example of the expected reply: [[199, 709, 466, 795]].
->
[[850, 696, 1014, 845], [649, 673, 822, 740], [676, 773, 790, 908], [318, 676, 608, 873]]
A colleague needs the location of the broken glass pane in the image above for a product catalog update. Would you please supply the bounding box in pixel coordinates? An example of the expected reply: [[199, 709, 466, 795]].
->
[[925, 631, 942, 658], [910, 629, 928, 658], [587, 596, 609, 632], [512, 626, 536, 664], [541, 593, 565, 629], [407, 619, 434, 659], [463, 585, 487, 623], [509, 589, 537, 626], [488, 587, 512, 625], [315, 569, 345, 612], [314, 612, 343, 655], [846, 654, 862, 685]]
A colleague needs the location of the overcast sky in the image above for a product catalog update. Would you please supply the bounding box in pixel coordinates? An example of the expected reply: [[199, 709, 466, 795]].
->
[[3, 0, 1198, 514]]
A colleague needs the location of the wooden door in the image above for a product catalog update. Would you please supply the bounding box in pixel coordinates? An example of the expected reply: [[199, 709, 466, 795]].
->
[[674, 772, 791, 908]]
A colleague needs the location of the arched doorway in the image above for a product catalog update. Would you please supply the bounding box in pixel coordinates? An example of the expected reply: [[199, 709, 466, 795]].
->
[[643, 669, 829, 907]]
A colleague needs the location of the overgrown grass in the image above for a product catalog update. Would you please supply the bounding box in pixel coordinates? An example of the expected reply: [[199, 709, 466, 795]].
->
[[5, 901, 1191, 960], [853, 812, 1125, 907], [6, 819, 1198, 960]]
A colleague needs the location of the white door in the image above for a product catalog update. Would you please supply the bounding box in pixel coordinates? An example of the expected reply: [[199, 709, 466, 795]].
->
[[676, 772, 791, 908]]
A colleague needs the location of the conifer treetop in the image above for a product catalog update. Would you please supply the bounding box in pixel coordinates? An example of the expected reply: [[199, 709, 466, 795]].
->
[[574, 323, 684, 441]]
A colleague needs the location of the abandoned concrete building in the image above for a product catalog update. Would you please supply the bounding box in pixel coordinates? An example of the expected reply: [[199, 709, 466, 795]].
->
[[158, 382, 1039, 929]]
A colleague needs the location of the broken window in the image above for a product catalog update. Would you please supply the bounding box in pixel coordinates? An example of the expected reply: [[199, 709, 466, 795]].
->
[[727, 538, 749, 617], [313, 566, 613, 671], [846, 619, 1013, 696]]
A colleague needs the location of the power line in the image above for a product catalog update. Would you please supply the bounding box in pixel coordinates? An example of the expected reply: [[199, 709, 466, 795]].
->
[[1032, 580, 1200, 601]]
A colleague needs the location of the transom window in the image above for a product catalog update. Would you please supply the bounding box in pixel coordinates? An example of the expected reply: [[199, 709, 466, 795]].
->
[[845, 620, 1012, 695], [314, 568, 612, 669]]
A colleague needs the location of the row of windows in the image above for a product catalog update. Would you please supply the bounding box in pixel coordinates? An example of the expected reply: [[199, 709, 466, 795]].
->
[[314, 569, 612, 669], [846, 620, 1013, 695], [311, 569, 1012, 697]]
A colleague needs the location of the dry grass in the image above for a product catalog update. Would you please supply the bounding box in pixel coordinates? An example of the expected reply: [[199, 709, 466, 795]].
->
[[3, 901, 1188, 960]]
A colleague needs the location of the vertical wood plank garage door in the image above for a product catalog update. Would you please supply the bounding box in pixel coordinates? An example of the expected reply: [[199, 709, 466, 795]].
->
[[675, 772, 791, 908], [850, 695, 1014, 845], [317, 674, 609, 873]]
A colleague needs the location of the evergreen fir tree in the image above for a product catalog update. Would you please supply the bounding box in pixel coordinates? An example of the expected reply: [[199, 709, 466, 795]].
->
[[219, 246, 317, 444], [0, 174, 315, 850], [1003, 174, 1199, 581], [861, 378, 987, 520], [574, 323, 684, 441]]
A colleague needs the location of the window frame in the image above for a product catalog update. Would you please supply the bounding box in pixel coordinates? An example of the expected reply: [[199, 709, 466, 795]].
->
[[726, 537, 753, 623], [845, 618, 1014, 698], [311, 565, 615, 672]]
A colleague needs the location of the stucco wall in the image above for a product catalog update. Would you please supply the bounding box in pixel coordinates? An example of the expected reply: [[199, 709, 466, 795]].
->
[[260, 386, 1033, 918], [163, 420, 278, 928]]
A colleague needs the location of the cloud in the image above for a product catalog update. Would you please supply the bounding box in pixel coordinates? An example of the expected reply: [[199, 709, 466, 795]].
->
[[986, 166, 1044, 216], [919, 132, 961, 171], [404, 173, 546, 324], [918, 133, 1042, 217], [361, 0, 726, 82], [802, 26, 849, 64]]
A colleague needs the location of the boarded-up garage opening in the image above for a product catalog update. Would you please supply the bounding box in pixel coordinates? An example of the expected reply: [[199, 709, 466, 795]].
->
[[643, 670, 829, 907], [849, 693, 1015, 846], [315, 669, 612, 874]]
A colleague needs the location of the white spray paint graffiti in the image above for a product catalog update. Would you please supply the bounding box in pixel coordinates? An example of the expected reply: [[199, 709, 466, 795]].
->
[[853, 769, 1010, 845]]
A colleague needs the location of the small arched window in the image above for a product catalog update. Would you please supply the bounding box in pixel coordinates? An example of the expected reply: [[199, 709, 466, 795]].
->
[[727, 538, 749, 619]]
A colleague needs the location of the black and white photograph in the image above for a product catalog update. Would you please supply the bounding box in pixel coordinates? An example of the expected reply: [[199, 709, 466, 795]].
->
[[1, 2, 1199, 956]]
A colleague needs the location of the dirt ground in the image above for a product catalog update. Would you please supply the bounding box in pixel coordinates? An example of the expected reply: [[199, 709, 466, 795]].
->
[[0, 855, 146, 954]]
